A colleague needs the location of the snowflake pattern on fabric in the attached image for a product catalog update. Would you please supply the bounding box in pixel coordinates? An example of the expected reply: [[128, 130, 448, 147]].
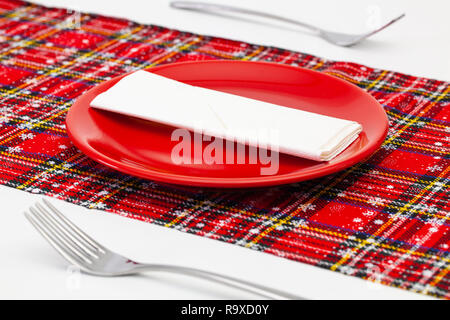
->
[[0, 0, 449, 298]]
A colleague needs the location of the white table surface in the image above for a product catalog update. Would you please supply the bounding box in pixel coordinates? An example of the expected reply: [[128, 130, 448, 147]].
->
[[2, 0, 447, 300]]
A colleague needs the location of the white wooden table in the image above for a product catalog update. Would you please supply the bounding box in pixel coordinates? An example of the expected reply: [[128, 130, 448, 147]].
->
[[2, 0, 448, 300]]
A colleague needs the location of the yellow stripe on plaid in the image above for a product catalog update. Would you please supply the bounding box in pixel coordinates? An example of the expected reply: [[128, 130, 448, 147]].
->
[[8, 118, 66, 134], [365, 70, 389, 90], [387, 140, 448, 155], [0, 86, 69, 107], [164, 201, 207, 228], [327, 191, 449, 221], [386, 110, 449, 130], [311, 59, 324, 70], [244, 165, 361, 249], [325, 71, 450, 99], [0, 107, 69, 145], [0, 15, 86, 62], [366, 169, 450, 187], [8, 60, 105, 83], [16, 152, 83, 190], [196, 48, 240, 60], [241, 46, 265, 61], [0, 2, 34, 19], [0, 151, 189, 201], [425, 264, 450, 295], [147, 36, 204, 67], [382, 87, 450, 148], [330, 165, 450, 273], [87, 175, 143, 210]]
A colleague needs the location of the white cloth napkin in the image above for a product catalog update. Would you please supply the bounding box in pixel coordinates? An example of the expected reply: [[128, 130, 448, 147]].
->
[[90, 70, 362, 161]]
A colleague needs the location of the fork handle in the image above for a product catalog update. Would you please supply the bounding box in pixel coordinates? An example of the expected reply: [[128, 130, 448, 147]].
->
[[133, 264, 302, 300], [170, 1, 320, 33]]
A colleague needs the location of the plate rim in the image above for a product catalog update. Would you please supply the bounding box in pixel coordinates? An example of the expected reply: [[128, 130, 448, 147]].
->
[[66, 60, 389, 188]]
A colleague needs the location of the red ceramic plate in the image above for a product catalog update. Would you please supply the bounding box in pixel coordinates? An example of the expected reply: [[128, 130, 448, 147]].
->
[[66, 60, 388, 188]]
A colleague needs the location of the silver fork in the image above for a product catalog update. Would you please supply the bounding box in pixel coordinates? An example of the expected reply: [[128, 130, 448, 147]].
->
[[170, 1, 405, 47], [24, 199, 302, 300]]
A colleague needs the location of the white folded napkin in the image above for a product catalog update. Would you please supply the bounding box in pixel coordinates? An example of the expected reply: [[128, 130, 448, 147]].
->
[[90, 70, 362, 161]]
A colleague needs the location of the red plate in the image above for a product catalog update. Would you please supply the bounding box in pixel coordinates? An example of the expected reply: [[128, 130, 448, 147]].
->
[[66, 60, 388, 188]]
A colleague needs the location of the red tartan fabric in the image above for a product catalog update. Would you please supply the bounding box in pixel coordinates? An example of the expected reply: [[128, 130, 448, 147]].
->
[[0, 0, 449, 298]]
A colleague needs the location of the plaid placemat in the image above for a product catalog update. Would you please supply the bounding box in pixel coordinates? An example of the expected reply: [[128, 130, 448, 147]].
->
[[0, 0, 448, 298]]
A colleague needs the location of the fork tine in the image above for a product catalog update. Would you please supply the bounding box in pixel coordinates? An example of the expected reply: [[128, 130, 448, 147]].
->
[[42, 198, 106, 253], [33, 204, 99, 259], [28, 207, 93, 264], [25, 211, 90, 267]]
